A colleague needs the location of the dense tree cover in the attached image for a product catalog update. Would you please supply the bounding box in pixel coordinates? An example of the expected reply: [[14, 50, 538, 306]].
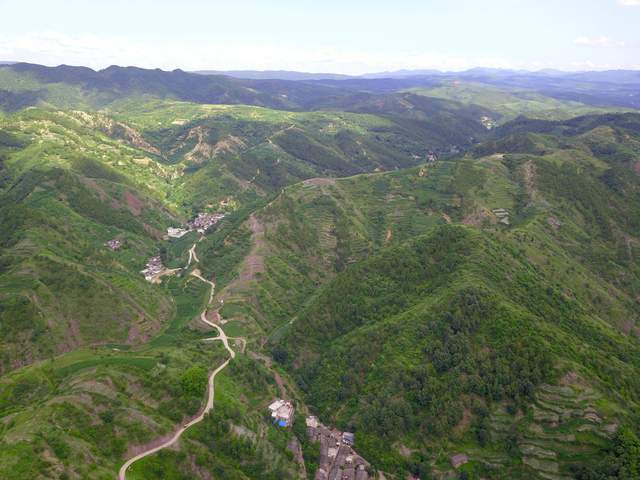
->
[[0, 89, 45, 112], [276, 195, 640, 474], [275, 226, 556, 471], [179, 366, 207, 397], [572, 428, 640, 480]]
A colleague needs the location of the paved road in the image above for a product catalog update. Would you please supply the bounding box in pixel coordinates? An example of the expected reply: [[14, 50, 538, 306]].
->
[[118, 241, 236, 480]]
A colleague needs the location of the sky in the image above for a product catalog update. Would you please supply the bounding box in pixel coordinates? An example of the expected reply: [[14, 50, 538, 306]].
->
[[0, 0, 639, 74]]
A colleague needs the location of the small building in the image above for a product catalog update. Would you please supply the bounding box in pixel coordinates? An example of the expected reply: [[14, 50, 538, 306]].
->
[[480, 115, 497, 130], [268, 399, 294, 427], [105, 239, 122, 251], [450, 453, 469, 469], [426, 151, 438, 164], [167, 227, 189, 238], [306, 416, 320, 429], [492, 208, 510, 225], [343, 432, 355, 446]]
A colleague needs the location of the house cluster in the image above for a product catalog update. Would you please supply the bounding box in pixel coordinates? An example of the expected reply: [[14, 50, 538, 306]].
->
[[268, 399, 294, 427], [426, 151, 438, 164], [166, 212, 226, 239], [306, 416, 369, 480], [105, 239, 122, 251], [141, 255, 164, 281], [187, 212, 225, 234], [492, 208, 510, 225]]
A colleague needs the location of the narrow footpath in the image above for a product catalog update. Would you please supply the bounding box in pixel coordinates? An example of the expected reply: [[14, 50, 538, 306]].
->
[[118, 240, 236, 480]]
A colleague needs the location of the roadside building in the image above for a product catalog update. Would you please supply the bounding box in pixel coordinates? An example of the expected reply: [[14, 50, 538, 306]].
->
[[167, 227, 189, 238], [268, 399, 294, 427]]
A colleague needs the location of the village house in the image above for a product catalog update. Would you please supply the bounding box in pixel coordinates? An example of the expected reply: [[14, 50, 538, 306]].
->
[[480, 115, 497, 130], [105, 239, 122, 251], [141, 255, 164, 281], [166, 212, 227, 241], [268, 399, 294, 427], [450, 453, 469, 469]]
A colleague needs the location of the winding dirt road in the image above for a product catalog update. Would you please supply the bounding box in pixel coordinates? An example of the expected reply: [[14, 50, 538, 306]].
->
[[118, 241, 236, 480]]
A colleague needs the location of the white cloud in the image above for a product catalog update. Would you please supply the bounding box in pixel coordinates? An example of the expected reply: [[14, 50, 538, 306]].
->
[[0, 32, 521, 74], [0, 32, 637, 74], [574, 35, 626, 48], [617, 0, 640, 6]]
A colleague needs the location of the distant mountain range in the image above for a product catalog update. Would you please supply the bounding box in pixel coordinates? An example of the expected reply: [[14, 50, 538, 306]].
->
[[2, 62, 639, 112], [193, 69, 352, 81], [195, 66, 640, 83]]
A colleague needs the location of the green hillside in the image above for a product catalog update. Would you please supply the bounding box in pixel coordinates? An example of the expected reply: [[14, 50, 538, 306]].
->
[[0, 93, 497, 375], [0, 109, 182, 373], [407, 81, 629, 122]]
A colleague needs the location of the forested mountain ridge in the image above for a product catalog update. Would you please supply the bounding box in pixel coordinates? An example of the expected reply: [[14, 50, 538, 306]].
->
[[225, 112, 640, 478]]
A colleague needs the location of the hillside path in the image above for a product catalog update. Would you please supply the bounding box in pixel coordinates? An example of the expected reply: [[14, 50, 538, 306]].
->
[[118, 241, 236, 480]]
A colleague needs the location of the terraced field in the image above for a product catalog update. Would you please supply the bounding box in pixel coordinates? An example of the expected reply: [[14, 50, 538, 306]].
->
[[484, 376, 620, 479]]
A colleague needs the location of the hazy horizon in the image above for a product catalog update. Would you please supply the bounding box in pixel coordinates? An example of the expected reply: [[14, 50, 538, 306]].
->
[[2, 0, 639, 74], [2, 62, 640, 76]]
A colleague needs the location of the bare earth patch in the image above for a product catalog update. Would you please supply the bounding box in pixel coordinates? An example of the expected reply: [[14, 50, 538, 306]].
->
[[462, 208, 492, 227], [237, 213, 266, 283], [303, 177, 337, 186], [123, 190, 144, 216]]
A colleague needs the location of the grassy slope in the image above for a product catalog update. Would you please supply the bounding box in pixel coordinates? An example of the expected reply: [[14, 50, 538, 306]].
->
[[0, 210, 301, 479], [0, 109, 191, 373]]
